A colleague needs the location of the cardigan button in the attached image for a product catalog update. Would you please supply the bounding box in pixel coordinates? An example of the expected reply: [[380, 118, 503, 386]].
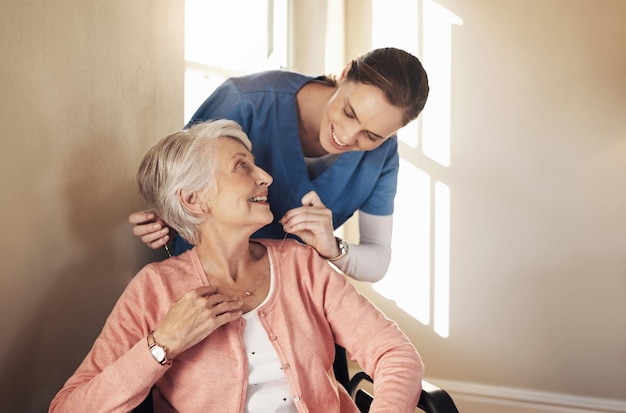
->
[[258, 311, 266, 317], [282, 363, 290, 370], [269, 335, 277, 341], [293, 395, 301, 402]]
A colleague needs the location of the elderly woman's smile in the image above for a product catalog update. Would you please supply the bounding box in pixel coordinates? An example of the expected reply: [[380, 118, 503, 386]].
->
[[210, 137, 274, 228]]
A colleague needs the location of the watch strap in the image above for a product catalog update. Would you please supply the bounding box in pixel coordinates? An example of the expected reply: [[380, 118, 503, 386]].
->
[[326, 237, 349, 261], [147, 331, 171, 366]]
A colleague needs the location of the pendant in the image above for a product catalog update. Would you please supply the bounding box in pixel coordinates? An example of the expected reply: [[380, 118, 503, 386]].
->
[[244, 291, 252, 297]]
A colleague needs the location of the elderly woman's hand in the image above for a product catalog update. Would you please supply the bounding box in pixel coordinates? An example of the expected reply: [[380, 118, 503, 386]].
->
[[128, 210, 173, 249], [279, 191, 341, 260], [152, 286, 243, 359]]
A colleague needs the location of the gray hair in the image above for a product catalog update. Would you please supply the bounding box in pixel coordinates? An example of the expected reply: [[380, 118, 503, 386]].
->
[[137, 119, 252, 245]]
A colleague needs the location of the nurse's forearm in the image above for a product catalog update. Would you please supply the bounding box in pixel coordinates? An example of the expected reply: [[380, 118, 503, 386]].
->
[[331, 212, 392, 282]]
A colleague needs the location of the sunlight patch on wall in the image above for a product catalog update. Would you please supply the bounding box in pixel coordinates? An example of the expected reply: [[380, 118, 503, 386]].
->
[[372, 0, 419, 55], [433, 181, 450, 338], [371, 0, 461, 339], [375, 159, 432, 326], [422, 0, 463, 168]]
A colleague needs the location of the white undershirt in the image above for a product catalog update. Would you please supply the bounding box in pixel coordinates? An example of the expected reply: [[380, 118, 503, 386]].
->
[[242, 264, 298, 413], [304, 153, 340, 179]]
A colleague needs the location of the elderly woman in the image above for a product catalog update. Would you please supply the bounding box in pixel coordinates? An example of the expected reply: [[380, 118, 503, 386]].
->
[[49, 119, 423, 413]]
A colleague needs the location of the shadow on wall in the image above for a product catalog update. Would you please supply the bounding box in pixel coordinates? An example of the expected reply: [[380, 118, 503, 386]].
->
[[61, 128, 145, 243], [0, 129, 163, 412], [2, 235, 136, 412]]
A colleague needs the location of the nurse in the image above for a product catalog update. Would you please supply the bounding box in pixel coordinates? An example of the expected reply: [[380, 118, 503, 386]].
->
[[129, 47, 429, 282]]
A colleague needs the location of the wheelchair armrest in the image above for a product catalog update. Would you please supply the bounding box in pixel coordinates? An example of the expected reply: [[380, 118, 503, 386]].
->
[[348, 371, 373, 397], [354, 388, 374, 412], [348, 371, 460, 413], [418, 380, 460, 413]]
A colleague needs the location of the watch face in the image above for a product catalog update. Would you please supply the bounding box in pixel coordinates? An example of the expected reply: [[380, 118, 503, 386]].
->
[[150, 345, 166, 362], [337, 239, 348, 256]]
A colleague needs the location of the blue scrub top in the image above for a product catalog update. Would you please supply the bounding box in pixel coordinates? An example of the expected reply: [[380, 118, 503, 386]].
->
[[174, 70, 399, 253]]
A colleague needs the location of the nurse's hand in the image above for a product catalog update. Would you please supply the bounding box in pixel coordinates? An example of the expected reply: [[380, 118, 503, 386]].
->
[[128, 210, 171, 249], [279, 191, 341, 259]]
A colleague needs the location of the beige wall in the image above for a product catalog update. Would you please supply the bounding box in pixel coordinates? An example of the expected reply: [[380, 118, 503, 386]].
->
[[0, 1, 184, 411], [1, 0, 624, 411], [344, 0, 626, 407]]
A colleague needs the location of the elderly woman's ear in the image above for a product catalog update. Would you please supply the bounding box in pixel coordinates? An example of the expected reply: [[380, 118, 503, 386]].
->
[[178, 190, 209, 215]]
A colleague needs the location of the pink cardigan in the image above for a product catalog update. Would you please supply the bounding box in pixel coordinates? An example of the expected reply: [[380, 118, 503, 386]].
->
[[50, 239, 423, 412]]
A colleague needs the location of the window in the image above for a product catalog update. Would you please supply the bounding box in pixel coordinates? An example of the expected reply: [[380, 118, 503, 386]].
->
[[184, 0, 288, 123]]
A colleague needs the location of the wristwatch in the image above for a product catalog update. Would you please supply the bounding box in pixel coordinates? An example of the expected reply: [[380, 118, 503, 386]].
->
[[327, 237, 349, 261], [147, 331, 170, 365]]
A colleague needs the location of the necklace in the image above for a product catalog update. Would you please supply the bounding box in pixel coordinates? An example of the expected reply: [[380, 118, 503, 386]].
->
[[206, 263, 270, 300]]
